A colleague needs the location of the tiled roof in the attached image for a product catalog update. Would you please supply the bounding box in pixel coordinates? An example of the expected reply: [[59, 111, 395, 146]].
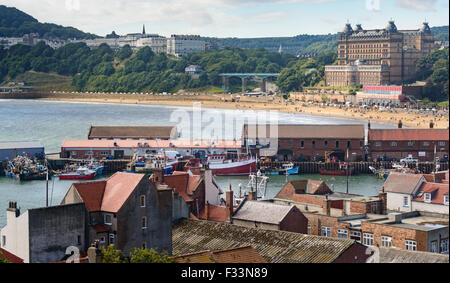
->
[[0, 248, 24, 263], [198, 204, 235, 222], [243, 124, 365, 139], [383, 173, 425, 194], [369, 129, 449, 141], [61, 139, 242, 149], [177, 246, 267, 263], [164, 172, 190, 202], [232, 200, 294, 225], [413, 182, 449, 204], [73, 172, 144, 213], [173, 219, 358, 263], [379, 247, 449, 263], [88, 126, 176, 139]]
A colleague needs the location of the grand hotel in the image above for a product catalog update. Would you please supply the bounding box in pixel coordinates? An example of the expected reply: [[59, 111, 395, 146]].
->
[[324, 21, 436, 87]]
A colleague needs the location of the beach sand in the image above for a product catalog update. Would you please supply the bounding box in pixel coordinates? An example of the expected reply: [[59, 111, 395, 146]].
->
[[4, 92, 449, 129]]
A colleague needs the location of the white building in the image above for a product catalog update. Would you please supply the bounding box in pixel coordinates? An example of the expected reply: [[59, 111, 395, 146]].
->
[[167, 35, 206, 57], [136, 35, 167, 54]]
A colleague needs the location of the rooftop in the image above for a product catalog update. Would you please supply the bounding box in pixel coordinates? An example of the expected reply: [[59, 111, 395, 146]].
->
[[382, 173, 425, 195], [369, 129, 449, 141], [0, 248, 24, 263], [0, 141, 44, 150], [61, 139, 242, 149], [173, 219, 361, 263], [176, 246, 267, 263], [232, 200, 295, 225], [243, 124, 365, 139], [379, 247, 449, 263], [88, 126, 177, 139]]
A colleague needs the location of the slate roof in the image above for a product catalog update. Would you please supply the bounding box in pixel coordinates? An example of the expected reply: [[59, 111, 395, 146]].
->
[[177, 246, 267, 263], [172, 219, 359, 263], [369, 129, 449, 141], [379, 247, 449, 263], [232, 201, 294, 225], [0, 141, 44, 150], [243, 124, 365, 139], [383, 173, 425, 194], [88, 126, 177, 139]]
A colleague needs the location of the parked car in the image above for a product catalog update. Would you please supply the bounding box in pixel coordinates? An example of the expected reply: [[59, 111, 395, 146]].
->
[[400, 156, 419, 163]]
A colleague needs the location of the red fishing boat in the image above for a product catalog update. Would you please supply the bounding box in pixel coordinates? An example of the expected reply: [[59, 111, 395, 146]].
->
[[320, 162, 355, 176], [58, 167, 96, 180], [207, 154, 257, 176]]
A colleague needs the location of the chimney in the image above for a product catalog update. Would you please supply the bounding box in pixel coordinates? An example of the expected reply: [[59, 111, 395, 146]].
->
[[323, 195, 331, 216], [150, 168, 165, 183], [430, 120, 434, 129], [398, 120, 403, 129], [379, 186, 387, 214], [87, 241, 103, 263], [205, 201, 210, 221], [7, 201, 20, 220], [225, 185, 234, 223]]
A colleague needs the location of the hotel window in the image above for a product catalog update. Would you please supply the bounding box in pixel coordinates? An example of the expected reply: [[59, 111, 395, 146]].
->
[[403, 196, 409, 207], [407, 141, 414, 147], [423, 142, 430, 146], [338, 229, 348, 239], [363, 233, 374, 246], [391, 142, 397, 147], [441, 239, 449, 254], [405, 240, 417, 251], [109, 234, 115, 245], [381, 236, 392, 247], [104, 214, 112, 225], [140, 195, 146, 207], [141, 217, 147, 229], [350, 231, 361, 243], [86, 151, 93, 156], [321, 226, 331, 237]]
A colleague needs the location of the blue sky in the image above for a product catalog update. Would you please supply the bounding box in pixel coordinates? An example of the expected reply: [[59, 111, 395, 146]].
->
[[1, 0, 449, 37]]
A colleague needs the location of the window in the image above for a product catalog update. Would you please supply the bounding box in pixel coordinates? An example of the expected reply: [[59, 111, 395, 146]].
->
[[407, 141, 414, 147], [336, 141, 340, 149], [338, 229, 348, 239], [371, 202, 378, 213], [424, 193, 431, 203], [312, 140, 316, 149], [140, 195, 146, 207], [430, 241, 438, 253], [324, 140, 328, 148], [363, 233, 374, 246], [405, 240, 416, 251], [86, 151, 93, 156], [100, 237, 105, 244], [1, 235, 5, 247], [350, 231, 361, 242], [100, 151, 109, 156], [439, 142, 445, 146], [381, 236, 392, 247], [347, 140, 351, 149], [375, 142, 382, 147], [104, 214, 112, 225], [142, 242, 147, 249], [445, 195, 449, 206], [321, 226, 331, 237], [300, 140, 305, 148], [403, 196, 409, 207], [440, 239, 448, 254], [423, 142, 430, 146], [141, 217, 147, 229], [307, 224, 311, 235], [391, 142, 397, 147], [109, 234, 115, 245]]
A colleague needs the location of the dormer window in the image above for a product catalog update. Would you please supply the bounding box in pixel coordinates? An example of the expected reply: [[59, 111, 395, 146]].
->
[[424, 193, 431, 203]]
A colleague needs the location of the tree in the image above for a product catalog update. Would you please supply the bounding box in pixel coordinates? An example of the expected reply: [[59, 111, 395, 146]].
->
[[116, 45, 133, 60], [129, 248, 177, 263], [101, 245, 124, 263]]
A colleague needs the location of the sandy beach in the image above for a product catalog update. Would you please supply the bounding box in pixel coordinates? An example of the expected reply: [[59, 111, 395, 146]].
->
[[2, 92, 449, 128]]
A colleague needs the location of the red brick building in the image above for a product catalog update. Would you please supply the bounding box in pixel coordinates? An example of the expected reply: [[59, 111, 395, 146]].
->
[[243, 124, 366, 161], [368, 128, 449, 162]]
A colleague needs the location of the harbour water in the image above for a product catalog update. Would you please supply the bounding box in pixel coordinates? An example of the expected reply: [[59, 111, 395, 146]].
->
[[0, 99, 395, 226]]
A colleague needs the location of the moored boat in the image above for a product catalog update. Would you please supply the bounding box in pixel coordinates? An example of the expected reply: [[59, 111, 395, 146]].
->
[[208, 154, 257, 176], [58, 167, 96, 180], [320, 162, 354, 176]]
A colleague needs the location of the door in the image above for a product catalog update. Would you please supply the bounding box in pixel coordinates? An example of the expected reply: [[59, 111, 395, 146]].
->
[[114, 150, 124, 159]]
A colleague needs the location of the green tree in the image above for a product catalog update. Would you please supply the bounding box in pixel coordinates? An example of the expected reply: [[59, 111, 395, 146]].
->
[[101, 245, 125, 263], [129, 248, 177, 263]]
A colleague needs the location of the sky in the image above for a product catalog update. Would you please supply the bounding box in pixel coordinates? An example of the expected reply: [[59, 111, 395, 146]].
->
[[1, 0, 449, 38]]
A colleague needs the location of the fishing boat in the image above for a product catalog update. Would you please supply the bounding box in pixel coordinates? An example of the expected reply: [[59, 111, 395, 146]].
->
[[234, 170, 269, 205], [320, 162, 354, 176], [260, 162, 299, 175], [207, 154, 257, 176], [369, 163, 417, 180], [124, 151, 178, 175], [4, 155, 50, 181], [58, 167, 97, 180]]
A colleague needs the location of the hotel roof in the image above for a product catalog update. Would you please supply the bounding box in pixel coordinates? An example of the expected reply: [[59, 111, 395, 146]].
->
[[369, 129, 449, 141]]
